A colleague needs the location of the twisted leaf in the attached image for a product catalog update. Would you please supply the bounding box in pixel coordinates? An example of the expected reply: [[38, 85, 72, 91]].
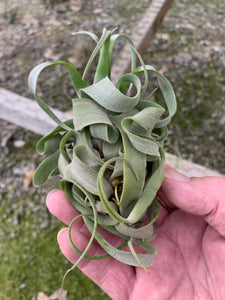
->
[[29, 28, 177, 270]]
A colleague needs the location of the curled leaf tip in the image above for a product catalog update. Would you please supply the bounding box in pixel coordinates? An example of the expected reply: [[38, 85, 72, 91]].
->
[[30, 28, 177, 269]]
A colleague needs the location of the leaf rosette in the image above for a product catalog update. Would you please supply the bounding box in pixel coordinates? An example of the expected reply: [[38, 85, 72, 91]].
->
[[28, 28, 177, 269]]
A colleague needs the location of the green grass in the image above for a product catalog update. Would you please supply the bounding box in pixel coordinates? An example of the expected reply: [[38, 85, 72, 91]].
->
[[0, 198, 110, 300], [0, 132, 110, 299]]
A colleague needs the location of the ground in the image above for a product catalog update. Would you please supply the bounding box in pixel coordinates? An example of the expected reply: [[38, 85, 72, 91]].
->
[[0, 0, 224, 299], [144, 0, 225, 173]]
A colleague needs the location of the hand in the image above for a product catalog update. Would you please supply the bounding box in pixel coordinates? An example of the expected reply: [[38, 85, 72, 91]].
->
[[46, 166, 225, 300]]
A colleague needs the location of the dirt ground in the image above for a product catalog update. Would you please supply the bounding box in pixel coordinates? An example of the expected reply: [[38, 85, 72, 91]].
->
[[0, 0, 224, 176], [143, 0, 225, 174], [0, 0, 150, 102]]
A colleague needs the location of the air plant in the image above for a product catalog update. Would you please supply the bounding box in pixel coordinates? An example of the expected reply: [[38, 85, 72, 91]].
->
[[28, 28, 177, 271]]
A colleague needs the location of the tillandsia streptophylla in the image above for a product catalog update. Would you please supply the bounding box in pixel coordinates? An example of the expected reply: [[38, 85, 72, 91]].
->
[[28, 28, 177, 270]]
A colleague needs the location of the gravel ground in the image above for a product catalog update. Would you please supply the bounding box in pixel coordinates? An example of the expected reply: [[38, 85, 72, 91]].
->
[[0, 0, 153, 217], [0, 0, 151, 106], [143, 0, 225, 174]]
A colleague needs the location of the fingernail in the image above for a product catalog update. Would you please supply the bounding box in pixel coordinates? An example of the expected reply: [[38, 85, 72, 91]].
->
[[46, 189, 61, 206], [57, 228, 67, 245], [164, 167, 190, 182]]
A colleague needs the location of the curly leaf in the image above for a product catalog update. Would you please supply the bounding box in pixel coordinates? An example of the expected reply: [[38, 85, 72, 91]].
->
[[33, 150, 60, 187], [133, 65, 177, 127], [81, 75, 141, 113], [28, 61, 88, 130]]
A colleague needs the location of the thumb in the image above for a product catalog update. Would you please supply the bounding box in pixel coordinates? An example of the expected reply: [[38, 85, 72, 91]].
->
[[159, 167, 225, 237]]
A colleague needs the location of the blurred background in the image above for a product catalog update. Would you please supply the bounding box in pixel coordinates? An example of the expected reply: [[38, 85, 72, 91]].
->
[[0, 0, 224, 299]]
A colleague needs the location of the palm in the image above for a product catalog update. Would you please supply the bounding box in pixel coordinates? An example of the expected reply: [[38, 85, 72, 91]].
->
[[58, 208, 224, 300], [47, 172, 225, 300], [130, 210, 225, 300]]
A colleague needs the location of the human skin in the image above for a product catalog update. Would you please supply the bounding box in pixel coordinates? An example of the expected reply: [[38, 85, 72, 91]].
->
[[46, 166, 225, 300]]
